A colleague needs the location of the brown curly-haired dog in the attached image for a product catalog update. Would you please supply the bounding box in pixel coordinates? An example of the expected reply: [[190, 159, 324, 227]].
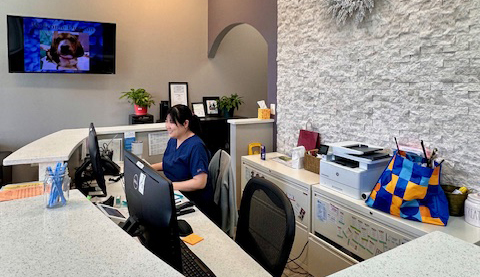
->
[[46, 33, 84, 70]]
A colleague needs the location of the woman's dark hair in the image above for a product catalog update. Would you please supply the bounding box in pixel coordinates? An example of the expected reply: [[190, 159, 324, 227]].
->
[[167, 104, 202, 135]]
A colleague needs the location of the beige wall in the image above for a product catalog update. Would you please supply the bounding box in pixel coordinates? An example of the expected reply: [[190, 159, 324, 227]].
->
[[0, 0, 267, 180]]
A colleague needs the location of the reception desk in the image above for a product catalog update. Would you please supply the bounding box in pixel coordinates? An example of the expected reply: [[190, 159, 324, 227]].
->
[[3, 119, 274, 183], [3, 123, 168, 181], [0, 189, 270, 276]]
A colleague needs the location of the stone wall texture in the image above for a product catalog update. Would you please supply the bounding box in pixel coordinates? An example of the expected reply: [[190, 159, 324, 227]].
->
[[277, 0, 480, 189]]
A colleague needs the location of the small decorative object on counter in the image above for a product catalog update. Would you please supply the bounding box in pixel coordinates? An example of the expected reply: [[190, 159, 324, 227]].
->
[[44, 162, 70, 209], [258, 108, 271, 119], [465, 193, 480, 227], [260, 145, 266, 160]]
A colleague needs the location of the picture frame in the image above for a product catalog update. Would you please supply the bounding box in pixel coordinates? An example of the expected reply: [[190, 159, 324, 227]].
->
[[203, 96, 220, 116], [168, 82, 189, 107], [191, 102, 206, 118]]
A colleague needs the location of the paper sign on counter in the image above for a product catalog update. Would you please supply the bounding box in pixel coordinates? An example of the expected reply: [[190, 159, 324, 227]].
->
[[378, 229, 387, 244], [316, 199, 327, 222], [148, 132, 169, 156], [338, 211, 345, 225]]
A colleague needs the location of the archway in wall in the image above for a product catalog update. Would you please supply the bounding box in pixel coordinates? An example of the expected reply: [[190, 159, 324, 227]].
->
[[208, 23, 268, 117]]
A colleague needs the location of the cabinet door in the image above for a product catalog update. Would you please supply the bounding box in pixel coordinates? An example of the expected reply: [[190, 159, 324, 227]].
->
[[312, 192, 414, 260], [308, 235, 357, 277], [242, 164, 310, 229]]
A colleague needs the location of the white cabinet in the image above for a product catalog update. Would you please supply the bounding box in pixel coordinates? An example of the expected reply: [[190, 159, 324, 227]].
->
[[242, 163, 310, 228], [241, 153, 319, 270], [312, 191, 413, 261], [241, 153, 480, 277]]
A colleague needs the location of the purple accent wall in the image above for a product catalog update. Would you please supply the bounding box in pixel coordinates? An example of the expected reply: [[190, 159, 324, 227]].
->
[[208, 0, 277, 107]]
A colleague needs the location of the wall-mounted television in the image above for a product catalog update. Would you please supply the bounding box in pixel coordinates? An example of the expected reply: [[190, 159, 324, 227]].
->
[[7, 15, 116, 74]]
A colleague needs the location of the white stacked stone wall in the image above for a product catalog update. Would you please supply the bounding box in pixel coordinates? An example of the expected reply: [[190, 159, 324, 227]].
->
[[277, 0, 480, 188]]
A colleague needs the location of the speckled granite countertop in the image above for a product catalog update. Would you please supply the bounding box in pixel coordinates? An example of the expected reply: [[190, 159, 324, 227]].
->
[[331, 231, 480, 276], [0, 190, 181, 277]]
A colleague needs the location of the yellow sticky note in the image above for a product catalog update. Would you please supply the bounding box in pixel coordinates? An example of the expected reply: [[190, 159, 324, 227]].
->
[[182, 233, 204, 245]]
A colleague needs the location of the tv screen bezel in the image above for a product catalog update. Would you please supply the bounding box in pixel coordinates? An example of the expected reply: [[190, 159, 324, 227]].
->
[[7, 15, 116, 74]]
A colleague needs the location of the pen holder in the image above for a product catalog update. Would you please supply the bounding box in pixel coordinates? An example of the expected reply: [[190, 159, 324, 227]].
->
[[44, 169, 70, 209]]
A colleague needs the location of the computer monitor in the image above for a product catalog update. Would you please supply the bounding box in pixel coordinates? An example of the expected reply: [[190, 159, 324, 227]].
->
[[123, 150, 182, 271], [88, 123, 107, 196]]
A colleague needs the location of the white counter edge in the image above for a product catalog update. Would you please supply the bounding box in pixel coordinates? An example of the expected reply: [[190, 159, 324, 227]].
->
[[4, 123, 167, 166], [227, 118, 274, 125]]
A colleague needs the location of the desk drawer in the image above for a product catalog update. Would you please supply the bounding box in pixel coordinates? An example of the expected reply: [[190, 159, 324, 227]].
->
[[308, 234, 357, 277]]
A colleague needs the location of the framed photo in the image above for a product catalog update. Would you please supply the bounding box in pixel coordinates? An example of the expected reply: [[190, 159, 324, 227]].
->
[[169, 82, 189, 107], [191, 102, 206, 118], [203, 96, 220, 116]]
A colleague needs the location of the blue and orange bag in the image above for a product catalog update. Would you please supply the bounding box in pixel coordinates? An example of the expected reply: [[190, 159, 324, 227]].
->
[[365, 151, 449, 226]]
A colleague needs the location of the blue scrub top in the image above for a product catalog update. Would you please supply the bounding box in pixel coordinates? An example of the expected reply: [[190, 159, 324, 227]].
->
[[162, 135, 209, 182], [162, 135, 219, 223]]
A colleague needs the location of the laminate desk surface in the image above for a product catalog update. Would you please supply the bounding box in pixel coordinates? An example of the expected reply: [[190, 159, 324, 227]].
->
[[0, 190, 181, 277]]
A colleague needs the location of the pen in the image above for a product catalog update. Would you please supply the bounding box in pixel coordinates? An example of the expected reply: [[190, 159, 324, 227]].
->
[[420, 140, 428, 165]]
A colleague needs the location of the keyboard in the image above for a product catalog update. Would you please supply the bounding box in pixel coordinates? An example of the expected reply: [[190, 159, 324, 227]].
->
[[180, 240, 216, 277]]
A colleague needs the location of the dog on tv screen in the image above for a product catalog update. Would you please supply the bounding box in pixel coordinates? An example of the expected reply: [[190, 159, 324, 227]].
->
[[40, 31, 90, 71]]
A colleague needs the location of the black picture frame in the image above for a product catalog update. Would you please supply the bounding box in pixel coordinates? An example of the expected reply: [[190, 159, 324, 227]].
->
[[203, 96, 220, 116], [168, 82, 189, 107], [191, 102, 206, 118]]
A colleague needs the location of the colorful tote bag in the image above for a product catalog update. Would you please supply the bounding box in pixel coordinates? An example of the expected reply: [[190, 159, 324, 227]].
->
[[365, 151, 449, 226]]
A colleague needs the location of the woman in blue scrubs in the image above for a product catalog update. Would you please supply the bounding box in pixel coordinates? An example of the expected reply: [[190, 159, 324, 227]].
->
[[151, 105, 218, 221]]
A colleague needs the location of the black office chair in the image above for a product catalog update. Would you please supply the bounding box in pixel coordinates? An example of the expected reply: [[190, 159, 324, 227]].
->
[[235, 177, 295, 277]]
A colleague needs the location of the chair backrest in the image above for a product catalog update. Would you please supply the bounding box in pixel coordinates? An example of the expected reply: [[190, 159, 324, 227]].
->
[[235, 177, 295, 277]]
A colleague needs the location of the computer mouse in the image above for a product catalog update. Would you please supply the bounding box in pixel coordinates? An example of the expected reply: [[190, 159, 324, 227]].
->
[[177, 219, 193, 237]]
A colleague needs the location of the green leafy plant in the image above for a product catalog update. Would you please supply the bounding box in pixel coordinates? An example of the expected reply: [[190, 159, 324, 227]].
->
[[217, 93, 244, 111], [119, 88, 155, 108]]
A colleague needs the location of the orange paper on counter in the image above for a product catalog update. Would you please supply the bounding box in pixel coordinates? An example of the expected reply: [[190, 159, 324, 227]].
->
[[0, 185, 44, 202], [181, 233, 204, 245]]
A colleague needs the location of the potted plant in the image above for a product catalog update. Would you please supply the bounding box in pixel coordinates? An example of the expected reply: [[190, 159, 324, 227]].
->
[[217, 93, 244, 118], [119, 88, 155, 115]]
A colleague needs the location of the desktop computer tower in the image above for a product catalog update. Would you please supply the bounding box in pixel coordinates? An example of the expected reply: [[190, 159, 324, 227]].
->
[[159, 101, 169, 123]]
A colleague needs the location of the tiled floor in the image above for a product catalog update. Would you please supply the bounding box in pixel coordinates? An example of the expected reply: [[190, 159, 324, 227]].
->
[[283, 261, 313, 277]]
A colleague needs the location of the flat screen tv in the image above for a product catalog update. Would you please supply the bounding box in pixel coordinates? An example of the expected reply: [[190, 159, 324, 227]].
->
[[7, 15, 116, 74]]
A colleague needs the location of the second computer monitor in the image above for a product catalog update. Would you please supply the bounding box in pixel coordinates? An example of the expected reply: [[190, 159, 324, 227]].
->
[[88, 122, 107, 196], [123, 150, 182, 270]]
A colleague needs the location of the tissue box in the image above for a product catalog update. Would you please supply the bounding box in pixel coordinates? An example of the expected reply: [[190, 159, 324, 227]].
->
[[258, 108, 271, 119]]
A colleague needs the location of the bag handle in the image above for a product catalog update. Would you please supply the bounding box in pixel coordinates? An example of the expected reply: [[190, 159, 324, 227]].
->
[[305, 118, 313, 131]]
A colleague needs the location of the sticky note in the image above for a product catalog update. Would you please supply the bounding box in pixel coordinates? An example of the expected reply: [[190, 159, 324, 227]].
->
[[182, 233, 204, 245]]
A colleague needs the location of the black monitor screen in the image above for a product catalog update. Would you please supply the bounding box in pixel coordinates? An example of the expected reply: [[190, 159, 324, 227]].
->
[[123, 150, 181, 270], [88, 123, 106, 196], [7, 15, 115, 74]]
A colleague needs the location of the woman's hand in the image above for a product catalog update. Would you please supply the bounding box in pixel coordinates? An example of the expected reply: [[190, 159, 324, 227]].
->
[[151, 162, 163, 171], [172, 173, 207, 191]]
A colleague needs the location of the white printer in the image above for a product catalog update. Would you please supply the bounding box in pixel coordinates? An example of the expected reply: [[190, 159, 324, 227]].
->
[[319, 141, 391, 199]]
